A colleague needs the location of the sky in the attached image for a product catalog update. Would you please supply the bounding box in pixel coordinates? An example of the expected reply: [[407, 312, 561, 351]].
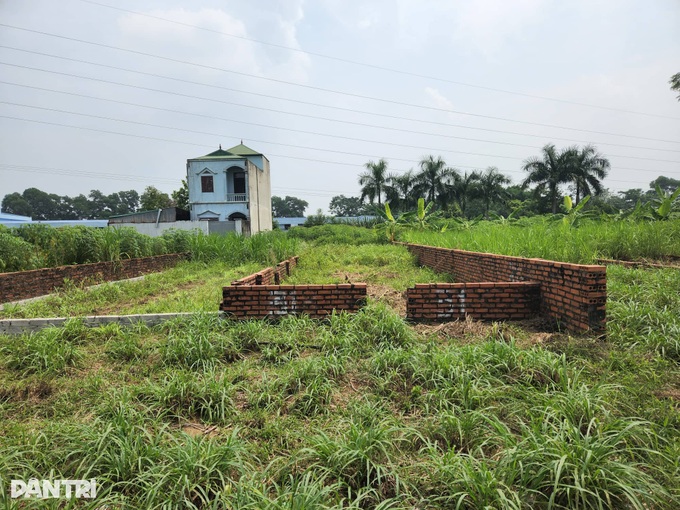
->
[[0, 0, 678, 215]]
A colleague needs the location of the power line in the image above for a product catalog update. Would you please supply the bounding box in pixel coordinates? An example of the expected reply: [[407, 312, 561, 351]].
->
[[4, 100, 680, 168], [0, 114, 676, 181], [2, 45, 679, 153], [2, 23, 678, 143], [75, 0, 678, 121], [0, 164, 357, 196], [3, 64, 679, 165], [0, 114, 407, 169], [0, 100, 523, 163], [0, 77, 545, 154]]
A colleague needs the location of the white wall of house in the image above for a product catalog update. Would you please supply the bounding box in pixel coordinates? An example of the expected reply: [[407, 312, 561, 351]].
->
[[111, 221, 241, 237], [187, 159, 249, 221]]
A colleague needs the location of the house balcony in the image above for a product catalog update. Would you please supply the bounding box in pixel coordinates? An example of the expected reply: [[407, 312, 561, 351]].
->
[[226, 193, 247, 202]]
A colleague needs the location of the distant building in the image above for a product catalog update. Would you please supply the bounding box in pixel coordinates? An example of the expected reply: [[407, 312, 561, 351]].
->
[[275, 217, 307, 230], [0, 211, 108, 228], [108, 207, 190, 224], [186, 142, 273, 234], [0, 211, 32, 224]]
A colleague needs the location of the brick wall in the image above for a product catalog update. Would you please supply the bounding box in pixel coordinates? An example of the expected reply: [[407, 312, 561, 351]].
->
[[220, 284, 367, 319], [230, 256, 299, 286], [407, 282, 540, 321], [221, 256, 366, 319], [0, 253, 189, 304], [402, 243, 606, 333]]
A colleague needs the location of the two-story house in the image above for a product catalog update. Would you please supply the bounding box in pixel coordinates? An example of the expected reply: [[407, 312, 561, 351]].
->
[[186, 142, 273, 233]]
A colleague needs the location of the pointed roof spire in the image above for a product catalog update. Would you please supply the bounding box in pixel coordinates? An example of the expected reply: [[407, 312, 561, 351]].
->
[[219, 144, 222, 150], [240, 139, 243, 145]]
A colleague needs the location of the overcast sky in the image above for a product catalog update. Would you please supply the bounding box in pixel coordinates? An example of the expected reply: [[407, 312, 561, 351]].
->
[[0, 0, 678, 214]]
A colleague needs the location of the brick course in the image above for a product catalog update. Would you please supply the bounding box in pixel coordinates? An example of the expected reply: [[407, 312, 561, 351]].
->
[[221, 256, 367, 319], [401, 243, 606, 333], [220, 283, 367, 319], [407, 282, 540, 322], [0, 253, 189, 304]]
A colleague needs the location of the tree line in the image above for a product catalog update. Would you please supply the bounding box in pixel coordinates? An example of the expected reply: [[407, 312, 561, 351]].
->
[[1, 186, 178, 220], [352, 144, 679, 218], [4, 141, 677, 221]]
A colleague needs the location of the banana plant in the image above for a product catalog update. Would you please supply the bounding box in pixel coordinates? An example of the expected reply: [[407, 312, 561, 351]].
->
[[401, 198, 446, 231], [561, 195, 592, 227], [651, 185, 680, 220], [374, 202, 401, 241]]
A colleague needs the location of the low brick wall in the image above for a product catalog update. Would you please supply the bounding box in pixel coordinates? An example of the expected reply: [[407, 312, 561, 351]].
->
[[402, 243, 606, 333], [0, 253, 189, 304], [220, 284, 367, 319], [221, 256, 366, 319], [230, 256, 299, 286], [407, 282, 540, 321]]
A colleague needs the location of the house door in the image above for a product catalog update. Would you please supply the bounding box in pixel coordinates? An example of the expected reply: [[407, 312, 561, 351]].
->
[[234, 172, 246, 194]]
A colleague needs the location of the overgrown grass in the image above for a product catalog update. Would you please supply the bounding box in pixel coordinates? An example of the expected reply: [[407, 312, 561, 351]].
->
[[607, 264, 680, 360], [0, 260, 262, 318], [0, 225, 299, 272], [402, 217, 680, 263], [0, 232, 678, 508], [287, 223, 384, 245]]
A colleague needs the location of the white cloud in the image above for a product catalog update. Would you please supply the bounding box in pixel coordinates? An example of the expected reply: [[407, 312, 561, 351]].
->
[[449, 0, 546, 56], [425, 86, 455, 110], [117, 4, 310, 82]]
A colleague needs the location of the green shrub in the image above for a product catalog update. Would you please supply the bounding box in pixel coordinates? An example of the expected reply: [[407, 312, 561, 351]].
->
[[0, 231, 43, 271]]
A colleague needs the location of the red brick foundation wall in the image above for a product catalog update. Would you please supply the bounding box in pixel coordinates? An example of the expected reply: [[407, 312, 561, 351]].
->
[[220, 284, 367, 319], [221, 256, 366, 319], [407, 282, 540, 322], [402, 243, 606, 333], [0, 253, 189, 303], [230, 256, 299, 286]]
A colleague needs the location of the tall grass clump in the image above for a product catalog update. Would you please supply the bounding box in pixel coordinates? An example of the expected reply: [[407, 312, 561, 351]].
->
[[1, 328, 82, 375], [188, 230, 298, 265], [4, 224, 180, 269], [0, 421, 250, 509], [506, 413, 673, 509], [135, 370, 236, 424], [0, 228, 44, 271], [607, 265, 680, 359], [287, 224, 384, 245], [301, 415, 410, 500], [402, 218, 680, 263]]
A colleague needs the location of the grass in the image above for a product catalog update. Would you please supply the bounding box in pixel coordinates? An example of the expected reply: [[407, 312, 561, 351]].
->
[[0, 260, 262, 318], [402, 217, 680, 263], [0, 230, 678, 507]]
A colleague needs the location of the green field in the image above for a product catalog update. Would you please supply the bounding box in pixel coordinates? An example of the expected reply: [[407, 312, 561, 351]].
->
[[1, 228, 679, 508]]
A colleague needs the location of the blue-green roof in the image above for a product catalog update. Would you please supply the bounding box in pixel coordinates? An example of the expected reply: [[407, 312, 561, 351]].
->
[[226, 143, 262, 156]]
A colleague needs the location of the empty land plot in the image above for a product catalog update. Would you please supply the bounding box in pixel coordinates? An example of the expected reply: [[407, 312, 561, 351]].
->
[[0, 236, 678, 508]]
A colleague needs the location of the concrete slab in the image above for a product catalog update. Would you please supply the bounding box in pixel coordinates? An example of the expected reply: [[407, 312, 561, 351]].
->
[[0, 312, 223, 335]]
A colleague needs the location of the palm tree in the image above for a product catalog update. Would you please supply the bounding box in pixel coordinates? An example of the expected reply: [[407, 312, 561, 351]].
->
[[568, 145, 610, 205], [415, 155, 458, 208], [385, 170, 418, 213], [670, 72, 680, 101], [454, 170, 481, 217], [359, 159, 388, 205], [522, 144, 573, 214], [478, 167, 511, 218]]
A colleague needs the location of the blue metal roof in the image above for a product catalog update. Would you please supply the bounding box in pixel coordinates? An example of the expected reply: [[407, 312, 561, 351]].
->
[[0, 212, 32, 222]]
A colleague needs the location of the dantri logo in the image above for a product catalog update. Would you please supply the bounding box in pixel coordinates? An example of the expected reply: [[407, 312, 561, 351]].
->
[[10, 479, 97, 499]]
